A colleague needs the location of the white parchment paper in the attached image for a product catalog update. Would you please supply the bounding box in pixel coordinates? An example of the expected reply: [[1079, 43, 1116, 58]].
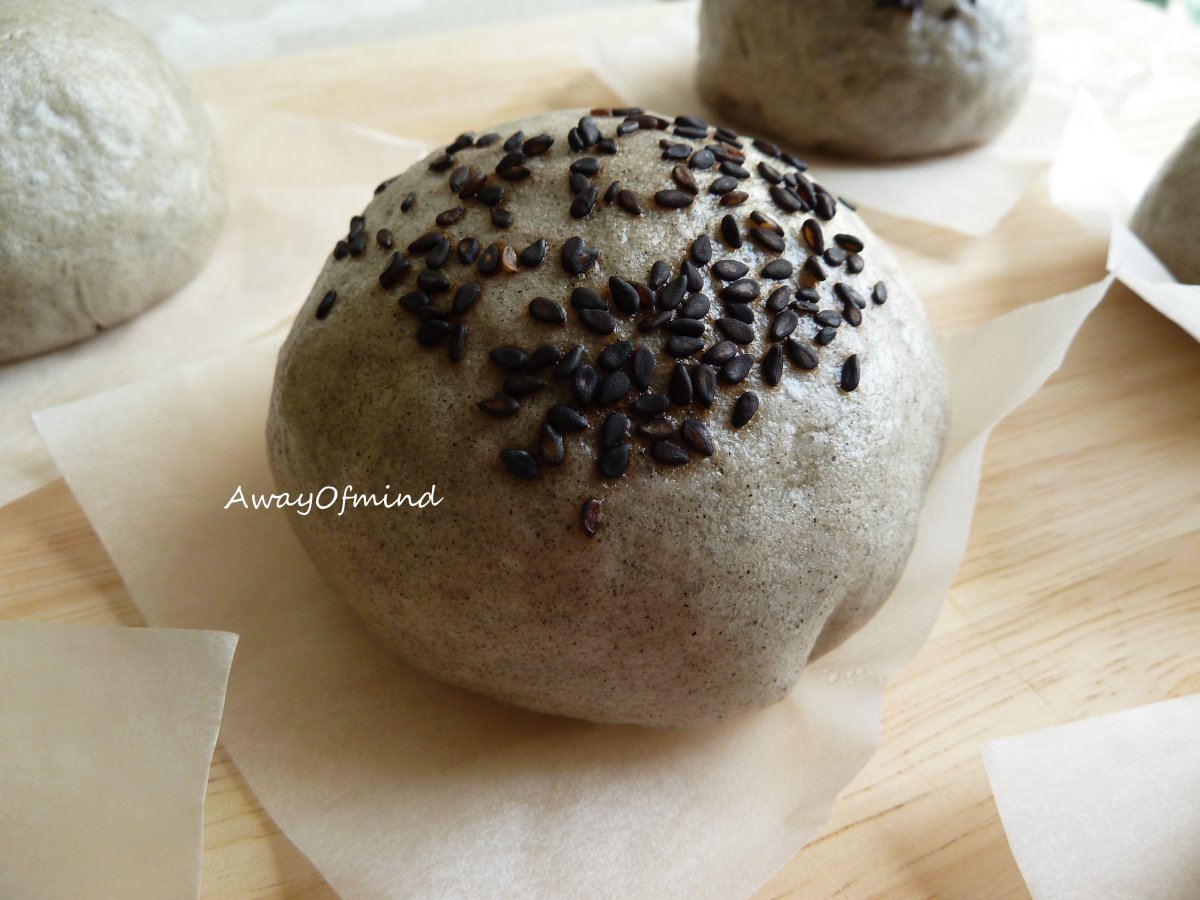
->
[[582, 0, 1171, 236], [0, 622, 236, 900], [0, 107, 428, 508], [983, 694, 1200, 900], [1050, 90, 1200, 344], [31, 272, 1109, 898]]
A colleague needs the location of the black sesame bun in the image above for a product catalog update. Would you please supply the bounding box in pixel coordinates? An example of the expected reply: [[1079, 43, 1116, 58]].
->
[[0, 0, 225, 362], [267, 109, 949, 728], [698, 0, 1033, 160], [1131, 119, 1200, 285]]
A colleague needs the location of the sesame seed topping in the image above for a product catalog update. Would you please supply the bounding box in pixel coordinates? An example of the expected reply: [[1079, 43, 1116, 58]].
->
[[315, 290, 336, 320]]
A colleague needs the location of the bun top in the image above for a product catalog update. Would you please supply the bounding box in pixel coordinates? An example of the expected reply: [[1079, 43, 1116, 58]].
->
[[268, 108, 949, 724]]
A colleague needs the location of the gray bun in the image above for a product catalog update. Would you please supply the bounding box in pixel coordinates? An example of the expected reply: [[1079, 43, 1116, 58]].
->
[[0, 0, 226, 362], [1131, 119, 1200, 284], [267, 109, 949, 727], [697, 0, 1034, 160]]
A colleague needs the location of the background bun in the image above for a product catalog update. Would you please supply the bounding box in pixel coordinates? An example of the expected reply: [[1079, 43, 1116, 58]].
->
[[698, 0, 1034, 160], [1131, 119, 1200, 284], [268, 109, 949, 727], [0, 0, 226, 362]]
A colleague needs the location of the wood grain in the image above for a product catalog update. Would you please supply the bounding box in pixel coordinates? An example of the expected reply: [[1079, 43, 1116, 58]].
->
[[3, 6, 1198, 897]]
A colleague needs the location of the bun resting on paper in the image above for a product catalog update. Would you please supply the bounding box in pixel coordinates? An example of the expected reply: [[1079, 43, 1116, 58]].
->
[[266, 108, 950, 727], [0, 0, 225, 363], [697, 0, 1034, 160], [1130, 119, 1200, 284]]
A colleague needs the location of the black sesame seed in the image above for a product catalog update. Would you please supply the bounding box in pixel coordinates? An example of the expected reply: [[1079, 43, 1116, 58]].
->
[[716, 317, 754, 344], [674, 126, 708, 141], [608, 276, 640, 316], [725, 302, 754, 324], [665, 335, 704, 358], [523, 133, 555, 155], [604, 180, 621, 203], [750, 227, 785, 253], [719, 278, 759, 303], [578, 116, 601, 146], [478, 395, 519, 417], [525, 297, 564, 325], [376, 228, 394, 249], [648, 260, 671, 290], [599, 137, 617, 155], [445, 133, 474, 154], [750, 210, 783, 232], [658, 275, 687, 310], [416, 319, 450, 347], [561, 236, 600, 276], [398, 192, 417, 215], [766, 287, 791, 314], [504, 131, 525, 152], [843, 301, 863, 328], [651, 440, 689, 466], [655, 189, 694, 209], [834, 233, 865, 253], [797, 287, 821, 305], [597, 442, 631, 478], [573, 363, 599, 406], [709, 175, 738, 195], [814, 190, 837, 221], [547, 404, 589, 433], [408, 232, 441, 254], [426, 239, 451, 270], [719, 190, 749, 207], [815, 309, 842, 328], [495, 149, 525, 174], [786, 338, 819, 370], [456, 238, 480, 265], [415, 306, 448, 323], [448, 167, 470, 193], [669, 362, 693, 405], [672, 164, 699, 195], [720, 160, 750, 180], [513, 239, 546, 270], [681, 419, 713, 456], [580, 308, 617, 335], [451, 282, 482, 315], [333, 240, 349, 260], [570, 186, 600, 219], [429, 153, 454, 173], [399, 290, 429, 314], [490, 345, 527, 371], [757, 161, 783, 184], [375, 178, 392, 195], [615, 189, 643, 216], [801, 218, 825, 253], [689, 148, 716, 169], [556, 345, 584, 379], [348, 233, 367, 256], [712, 259, 749, 281], [598, 340, 633, 372], [846, 253, 865, 274], [770, 309, 799, 341], [753, 137, 781, 158], [631, 392, 670, 415], [638, 310, 673, 332], [526, 344, 563, 371], [448, 323, 467, 362], [601, 411, 629, 449], [638, 418, 675, 440], [720, 214, 742, 248], [781, 152, 808, 171], [762, 344, 784, 385], [567, 127, 584, 151], [570, 156, 601, 176], [491, 207, 513, 229], [459, 172, 486, 200], [834, 283, 867, 310], [702, 340, 737, 366], [632, 346, 656, 389], [500, 448, 538, 481], [597, 371, 631, 406], [694, 364, 717, 406], [762, 258, 793, 280], [872, 282, 888, 305], [539, 424, 565, 467], [803, 256, 827, 281], [500, 164, 531, 182], [680, 293, 711, 319], [840, 354, 861, 392], [477, 185, 505, 206], [616, 118, 640, 136], [676, 114, 708, 129], [690, 234, 713, 266], [732, 391, 760, 428], [570, 287, 607, 311], [417, 271, 451, 294], [815, 326, 837, 346], [770, 185, 805, 213], [378, 253, 411, 289], [476, 132, 500, 148], [663, 142, 691, 160], [823, 247, 848, 267], [568, 172, 590, 196], [680, 260, 702, 293], [315, 290, 337, 320], [720, 353, 754, 384], [668, 317, 705, 338], [579, 496, 604, 536]]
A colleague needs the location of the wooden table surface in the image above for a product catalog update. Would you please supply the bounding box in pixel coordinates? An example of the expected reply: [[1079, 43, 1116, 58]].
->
[[3, 6, 1199, 898]]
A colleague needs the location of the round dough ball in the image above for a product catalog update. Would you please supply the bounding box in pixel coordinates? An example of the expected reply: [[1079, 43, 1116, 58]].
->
[[0, 0, 226, 363], [267, 109, 949, 728], [1130, 120, 1200, 284], [698, 0, 1034, 160]]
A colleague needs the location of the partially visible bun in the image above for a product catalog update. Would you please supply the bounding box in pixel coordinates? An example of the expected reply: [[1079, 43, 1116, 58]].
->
[[0, 0, 225, 362], [1131, 120, 1200, 284], [697, 0, 1033, 160], [267, 108, 949, 727]]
